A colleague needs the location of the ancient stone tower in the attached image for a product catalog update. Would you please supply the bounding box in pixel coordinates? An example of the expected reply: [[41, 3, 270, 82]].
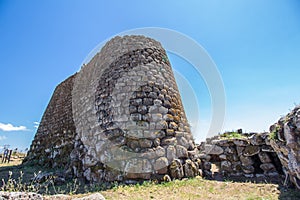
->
[[24, 35, 200, 182]]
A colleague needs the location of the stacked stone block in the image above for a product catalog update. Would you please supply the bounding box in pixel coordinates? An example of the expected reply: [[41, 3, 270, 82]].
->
[[270, 105, 300, 189], [200, 133, 282, 178], [23, 74, 77, 168]]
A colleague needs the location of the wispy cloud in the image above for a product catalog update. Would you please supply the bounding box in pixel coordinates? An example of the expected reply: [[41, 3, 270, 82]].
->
[[33, 122, 39, 129], [0, 123, 27, 132], [0, 136, 7, 141]]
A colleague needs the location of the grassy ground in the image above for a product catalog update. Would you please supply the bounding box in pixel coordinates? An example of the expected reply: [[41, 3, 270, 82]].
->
[[1, 157, 300, 199], [0, 154, 39, 185], [101, 177, 300, 200], [0, 153, 25, 167]]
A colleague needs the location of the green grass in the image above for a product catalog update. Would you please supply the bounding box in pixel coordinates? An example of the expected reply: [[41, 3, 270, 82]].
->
[[269, 125, 280, 140], [269, 131, 278, 140], [220, 131, 246, 139], [100, 177, 300, 200]]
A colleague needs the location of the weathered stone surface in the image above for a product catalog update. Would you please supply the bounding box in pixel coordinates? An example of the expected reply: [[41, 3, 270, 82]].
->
[[124, 158, 152, 179], [155, 121, 168, 130], [258, 152, 272, 163], [243, 145, 260, 156], [187, 149, 198, 157], [261, 145, 275, 152], [45, 194, 72, 200], [224, 146, 236, 154], [226, 153, 239, 162], [183, 159, 198, 178], [260, 163, 276, 172], [169, 122, 178, 129], [212, 139, 234, 147], [231, 161, 242, 173], [219, 154, 227, 160], [205, 144, 224, 155], [240, 155, 254, 166], [155, 146, 166, 157], [198, 153, 211, 161], [32, 171, 66, 185], [166, 146, 176, 161], [236, 146, 245, 156], [162, 174, 172, 182], [177, 136, 189, 148], [166, 129, 175, 136], [0, 192, 43, 200], [153, 157, 169, 174], [233, 139, 249, 146], [151, 113, 163, 122], [270, 106, 300, 189], [153, 138, 160, 147], [139, 139, 153, 148], [221, 161, 232, 172], [203, 161, 212, 170], [250, 133, 265, 145], [176, 145, 188, 159], [73, 193, 106, 200], [161, 137, 177, 146], [242, 165, 255, 174], [169, 159, 184, 179], [244, 174, 254, 178]]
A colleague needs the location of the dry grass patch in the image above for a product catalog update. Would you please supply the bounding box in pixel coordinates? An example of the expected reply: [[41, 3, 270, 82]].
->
[[101, 177, 286, 200]]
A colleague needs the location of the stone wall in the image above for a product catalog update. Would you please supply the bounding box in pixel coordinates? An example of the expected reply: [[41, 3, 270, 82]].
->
[[270, 106, 300, 189], [199, 133, 283, 179], [24, 35, 201, 183], [71, 35, 198, 182], [23, 74, 77, 168]]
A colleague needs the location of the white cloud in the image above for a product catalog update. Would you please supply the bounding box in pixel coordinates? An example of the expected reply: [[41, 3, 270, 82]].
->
[[0, 136, 7, 141], [0, 123, 27, 132], [33, 122, 40, 129]]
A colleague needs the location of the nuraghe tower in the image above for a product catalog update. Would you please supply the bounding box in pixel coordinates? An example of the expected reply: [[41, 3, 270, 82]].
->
[[24, 35, 201, 182]]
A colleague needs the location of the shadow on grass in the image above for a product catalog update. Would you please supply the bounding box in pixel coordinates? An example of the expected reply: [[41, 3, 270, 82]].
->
[[0, 164, 116, 195]]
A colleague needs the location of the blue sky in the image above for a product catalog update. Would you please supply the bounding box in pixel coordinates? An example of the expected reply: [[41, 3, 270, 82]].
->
[[0, 0, 300, 150]]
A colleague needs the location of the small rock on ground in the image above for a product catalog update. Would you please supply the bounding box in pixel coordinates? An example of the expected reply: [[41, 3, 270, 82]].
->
[[0, 192, 43, 200], [0, 192, 105, 200], [72, 193, 105, 200]]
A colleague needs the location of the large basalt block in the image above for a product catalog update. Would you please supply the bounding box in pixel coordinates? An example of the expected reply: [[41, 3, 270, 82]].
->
[[270, 106, 300, 189]]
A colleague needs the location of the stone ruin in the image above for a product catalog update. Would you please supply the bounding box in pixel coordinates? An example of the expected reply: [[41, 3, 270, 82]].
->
[[269, 105, 300, 189], [198, 132, 283, 180], [23, 35, 202, 183], [23, 34, 300, 190], [199, 104, 300, 190]]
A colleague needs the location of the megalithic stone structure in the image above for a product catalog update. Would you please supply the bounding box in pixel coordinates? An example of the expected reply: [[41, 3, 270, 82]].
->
[[269, 106, 300, 189], [24, 35, 201, 182]]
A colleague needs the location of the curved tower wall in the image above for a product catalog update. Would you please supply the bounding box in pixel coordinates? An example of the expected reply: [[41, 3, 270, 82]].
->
[[25, 35, 199, 182]]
